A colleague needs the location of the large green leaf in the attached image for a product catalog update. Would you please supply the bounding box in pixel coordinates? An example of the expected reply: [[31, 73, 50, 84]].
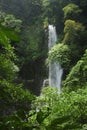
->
[[0, 26, 20, 47]]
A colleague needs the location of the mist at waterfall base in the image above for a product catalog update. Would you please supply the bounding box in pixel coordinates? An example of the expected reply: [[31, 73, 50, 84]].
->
[[48, 25, 63, 93]]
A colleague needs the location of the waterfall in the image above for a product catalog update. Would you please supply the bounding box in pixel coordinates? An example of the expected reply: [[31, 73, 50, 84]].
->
[[48, 25, 63, 93]]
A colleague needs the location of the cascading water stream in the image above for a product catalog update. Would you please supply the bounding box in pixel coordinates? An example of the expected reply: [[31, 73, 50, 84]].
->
[[48, 25, 63, 93]]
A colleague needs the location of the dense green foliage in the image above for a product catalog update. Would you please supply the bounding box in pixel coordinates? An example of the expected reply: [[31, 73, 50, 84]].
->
[[28, 87, 87, 130], [63, 3, 82, 20], [63, 49, 87, 91], [63, 20, 85, 44], [0, 11, 21, 81], [0, 0, 87, 129], [0, 10, 35, 130], [0, 81, 35, 130], [47, 43, 71, 70]]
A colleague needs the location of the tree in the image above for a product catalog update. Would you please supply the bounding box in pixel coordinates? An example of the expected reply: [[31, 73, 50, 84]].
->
[[47, 43, 71, 72], [63, 20, 85, 45], [0, 10, 21, 81], [0, 80, 35, 130], [63, 49, 87, 91], [28, 87, 87, 130], [43, 0, 64, 33], [0, 0, 43, 25], [0, 11, 36, 130], [63, 3, 82, 20]]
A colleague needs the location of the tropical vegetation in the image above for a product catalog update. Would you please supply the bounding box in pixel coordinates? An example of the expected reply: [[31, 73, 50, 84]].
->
[[0, 0, 87, 129]]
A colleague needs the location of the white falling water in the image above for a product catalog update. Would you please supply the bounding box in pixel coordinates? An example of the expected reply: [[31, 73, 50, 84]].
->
[[48, 25, 63, 93]]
